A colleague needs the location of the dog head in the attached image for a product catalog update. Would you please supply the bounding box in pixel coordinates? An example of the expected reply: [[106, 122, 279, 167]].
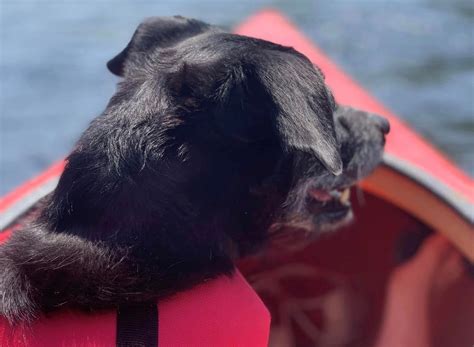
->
[[50, 16, 388, 255]]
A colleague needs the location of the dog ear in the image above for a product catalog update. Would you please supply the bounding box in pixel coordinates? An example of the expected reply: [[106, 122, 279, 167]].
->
[[212, 65, 274, 143], [214, 56, 342, 175], [107, 16, 215, 76], [272, 90, 343, 176], [258, 54, 342, 175]]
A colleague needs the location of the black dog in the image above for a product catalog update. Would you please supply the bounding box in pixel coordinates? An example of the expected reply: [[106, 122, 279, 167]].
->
[[0, 16, 389, 324]]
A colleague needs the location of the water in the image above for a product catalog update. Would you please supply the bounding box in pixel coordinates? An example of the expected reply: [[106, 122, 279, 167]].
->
[[1, 0, 473, 195]]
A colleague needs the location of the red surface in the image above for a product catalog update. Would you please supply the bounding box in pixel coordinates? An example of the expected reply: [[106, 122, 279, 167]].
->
[[239, 193, 416, 345], [0, 230, 12, 243], [159, 271, 270, 346], [0, 265, 270, 347], [239, 193, 474, 346], [0, 161, 64, 212], [236, 10, 474, 203], [0, 310, 116, 347]]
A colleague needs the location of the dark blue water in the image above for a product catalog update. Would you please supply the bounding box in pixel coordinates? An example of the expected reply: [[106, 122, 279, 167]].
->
[[1, 0, 473, 194]]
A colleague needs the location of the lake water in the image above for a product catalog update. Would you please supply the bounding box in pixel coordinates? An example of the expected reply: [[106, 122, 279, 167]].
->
[[1, 0, 473, 194]]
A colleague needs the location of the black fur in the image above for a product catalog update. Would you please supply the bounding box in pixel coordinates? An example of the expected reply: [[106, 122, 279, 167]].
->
[[0, 16, 388, 324]]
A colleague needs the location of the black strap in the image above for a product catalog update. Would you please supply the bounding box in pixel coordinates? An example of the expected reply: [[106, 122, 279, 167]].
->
[[116, 301, 159, 347]]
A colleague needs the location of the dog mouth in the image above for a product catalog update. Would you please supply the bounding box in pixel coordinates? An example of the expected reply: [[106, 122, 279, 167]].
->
[[308, 187, 351, 205], [268, 185, 354, 243], [306, 186, 353, 226]]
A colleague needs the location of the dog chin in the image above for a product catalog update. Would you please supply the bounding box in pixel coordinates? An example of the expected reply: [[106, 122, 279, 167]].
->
[[315, 209, 354, 233], [268, 208, 354, 240]]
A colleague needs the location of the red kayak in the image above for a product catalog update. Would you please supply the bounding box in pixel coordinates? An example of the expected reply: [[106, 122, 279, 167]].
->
[[1, 9, 473, 347]]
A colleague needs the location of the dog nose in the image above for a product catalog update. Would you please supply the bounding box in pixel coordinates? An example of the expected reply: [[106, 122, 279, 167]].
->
[[370, 115, 390, 134]]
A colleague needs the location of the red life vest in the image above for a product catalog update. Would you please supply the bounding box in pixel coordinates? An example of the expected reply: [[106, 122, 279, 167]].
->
[[0, 230, 270, 347]]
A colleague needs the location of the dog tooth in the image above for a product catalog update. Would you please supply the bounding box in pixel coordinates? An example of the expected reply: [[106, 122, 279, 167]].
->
[[339, 188, 351, 203]]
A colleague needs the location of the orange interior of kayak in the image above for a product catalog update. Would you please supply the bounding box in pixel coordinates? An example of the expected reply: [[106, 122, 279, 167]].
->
[[238, 191, 474, 346]]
